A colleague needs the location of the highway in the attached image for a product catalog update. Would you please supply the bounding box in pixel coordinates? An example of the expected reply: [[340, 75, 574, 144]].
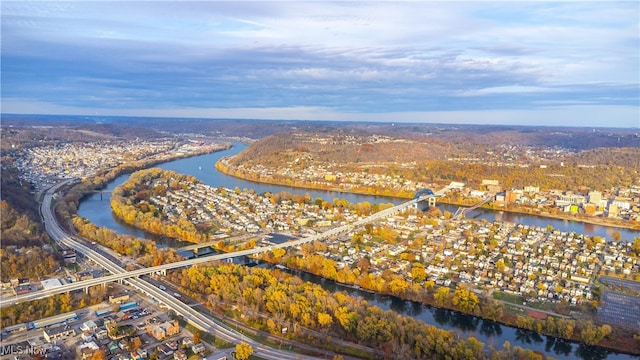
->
[[9, 180, 327, 360]]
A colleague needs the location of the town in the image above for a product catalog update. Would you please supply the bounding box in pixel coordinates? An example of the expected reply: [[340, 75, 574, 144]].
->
[[1, 289, 223, 360], [9, 139, 225, 195]]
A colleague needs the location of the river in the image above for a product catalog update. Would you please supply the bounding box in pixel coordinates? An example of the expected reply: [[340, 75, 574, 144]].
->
[[77, 142, 639, 359]]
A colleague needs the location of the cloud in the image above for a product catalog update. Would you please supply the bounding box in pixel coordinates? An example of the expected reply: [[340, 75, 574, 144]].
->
[[1, 1, 638, 127]]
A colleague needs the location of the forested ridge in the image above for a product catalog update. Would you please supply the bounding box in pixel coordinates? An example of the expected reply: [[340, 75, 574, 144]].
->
[[0, 165, 62, 281], [227, 131, 639, 192]]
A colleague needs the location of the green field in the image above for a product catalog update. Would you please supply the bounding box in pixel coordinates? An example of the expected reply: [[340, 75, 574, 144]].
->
[[493, 291, 525, 304]]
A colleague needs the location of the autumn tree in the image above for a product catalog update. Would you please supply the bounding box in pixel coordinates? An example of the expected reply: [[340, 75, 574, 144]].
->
[[90, 350, 105, 360], [434, 287, 450, 306], [318, 312, 333, 334], [452, 285, 479, 313], [235, 341, 253, 360], [410, 263, 427, 282], [632, 238, 640, 257], [130, 337, 142, 350]]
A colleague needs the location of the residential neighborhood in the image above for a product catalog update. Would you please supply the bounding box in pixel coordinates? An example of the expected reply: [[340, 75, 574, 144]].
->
[[10, 140, 226, 195]]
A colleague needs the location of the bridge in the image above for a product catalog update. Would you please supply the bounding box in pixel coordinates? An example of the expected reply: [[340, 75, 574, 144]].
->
[[412, 183, 462, 211], [1, 182, 461, 308], [453, 193, 494, 219], [88, 189, 113, 200], [177, 233, 260, 254]]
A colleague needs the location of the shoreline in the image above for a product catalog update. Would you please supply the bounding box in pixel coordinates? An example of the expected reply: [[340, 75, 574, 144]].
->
[[443, 201, 640, 232], [215, 158, 640, 233]]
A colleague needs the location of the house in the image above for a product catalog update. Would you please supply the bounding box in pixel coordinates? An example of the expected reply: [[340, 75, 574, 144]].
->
[[158, 343, 174, 356], [81, 330, 94, 342], [146, 319, 179, 340], [78, 341, 100, 360], [107, 341, 120, 354], [133, 348, 148, 359], [96, 328, 109, 340], [119, 339, 130, 350], [75, 271, 94, 281], [192, 342, 206, 354], [61, 249, 77, 263], [80, 320, 98, 332]]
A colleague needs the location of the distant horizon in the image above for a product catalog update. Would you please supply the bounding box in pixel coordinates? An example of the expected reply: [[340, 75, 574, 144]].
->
[[2, 2, 638, 128], [2, 112, 639, 130]]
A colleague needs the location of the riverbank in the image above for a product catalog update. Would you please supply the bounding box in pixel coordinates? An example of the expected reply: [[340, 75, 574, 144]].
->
[[215, 157, 640, 233]]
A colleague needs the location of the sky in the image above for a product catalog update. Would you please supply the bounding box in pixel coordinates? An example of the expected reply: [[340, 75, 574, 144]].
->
[[1, 1, 639, 127]]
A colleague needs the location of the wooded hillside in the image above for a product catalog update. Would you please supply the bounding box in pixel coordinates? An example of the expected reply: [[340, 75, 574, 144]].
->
[[227, 130, 640, 191]]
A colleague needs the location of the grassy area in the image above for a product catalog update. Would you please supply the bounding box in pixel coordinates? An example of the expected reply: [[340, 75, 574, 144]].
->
[[504, 304, 526, 316], [493, 291, 524, 304], [65, 262, 81, 272]]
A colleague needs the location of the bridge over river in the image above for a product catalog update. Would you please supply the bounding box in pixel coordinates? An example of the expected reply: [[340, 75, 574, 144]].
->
[[0, 183, 460, 308]]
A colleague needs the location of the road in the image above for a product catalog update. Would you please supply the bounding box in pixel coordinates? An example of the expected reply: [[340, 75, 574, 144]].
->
[[18, 180, 328, 360]]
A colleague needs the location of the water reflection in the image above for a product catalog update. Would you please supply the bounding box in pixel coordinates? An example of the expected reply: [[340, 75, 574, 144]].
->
[[515, 329, 544, 344], [545, 337, 573, 357], [409, 301, 423, 317], [451, 311, 480, 332], [389, 297, 409, 314], [576, 344, 613, 360], [433, 308, 450, 327], [480, 320, 503, 338]]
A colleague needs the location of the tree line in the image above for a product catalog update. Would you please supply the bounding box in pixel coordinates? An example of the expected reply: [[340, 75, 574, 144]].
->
[[0, 164, 62, 281], [72, 215, 182, 267], [1, 286, 109, 328]]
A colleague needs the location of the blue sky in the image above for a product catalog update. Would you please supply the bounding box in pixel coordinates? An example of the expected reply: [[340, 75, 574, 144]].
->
[[2, 1, 639, 127]]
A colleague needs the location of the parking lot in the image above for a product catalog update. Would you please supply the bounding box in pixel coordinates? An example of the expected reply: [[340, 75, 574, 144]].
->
[[600, 276, 640, 292], [598, 291, 640, 330]]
